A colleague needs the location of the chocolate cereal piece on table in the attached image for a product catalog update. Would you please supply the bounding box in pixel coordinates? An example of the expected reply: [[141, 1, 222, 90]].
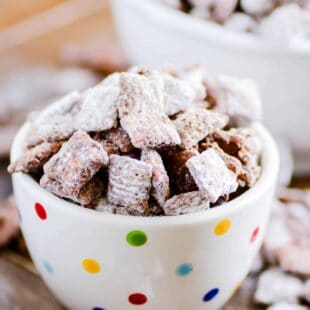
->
[[9, 65, 262, 216]]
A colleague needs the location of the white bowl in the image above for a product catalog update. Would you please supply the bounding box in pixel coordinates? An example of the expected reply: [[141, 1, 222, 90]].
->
[[110, 0, 310, 174], [11, 122, 278, 310]]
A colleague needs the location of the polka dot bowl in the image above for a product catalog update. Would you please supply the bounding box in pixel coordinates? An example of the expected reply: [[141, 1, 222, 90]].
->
[[11, 122, 278, 310]]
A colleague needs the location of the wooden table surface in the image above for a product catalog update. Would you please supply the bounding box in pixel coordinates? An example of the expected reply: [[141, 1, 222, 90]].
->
[[0, 2, 308, 309]]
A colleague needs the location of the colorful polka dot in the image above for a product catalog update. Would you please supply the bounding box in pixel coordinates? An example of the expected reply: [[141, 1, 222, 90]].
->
[[82, 258, 101, 274], [126, 230, 147, 247], [35, 202, 47, 220], [128, 293, 147, 305], [203, 288, 219, 302], [214, 219, 231, 235], [250, 227, 260, 243], [43, 260, 53, 274], [176, 263, 193, 276]]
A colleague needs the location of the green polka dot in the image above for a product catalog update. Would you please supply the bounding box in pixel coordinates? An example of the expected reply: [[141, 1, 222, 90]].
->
[[126, 230, 147, 247]]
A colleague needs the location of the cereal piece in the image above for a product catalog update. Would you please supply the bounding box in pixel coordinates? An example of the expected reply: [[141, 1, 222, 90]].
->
[[95, 198, 116, 214], [118, 73, 180, 148], [262, 210, 293, 264], [0, 196, 19, 246], [78, 177, 104, 206], [267, 302, 308, 310], [163, 73, 205, 116], [189, 0, 238, 23], [121, 114, 181, 148], [240, 0, 274, 17], [276, 245, 310, 277], [278, 187, 310, 208], [224, 13, 258, 32], [141, 149, 170, 206], [163, 191, 209, 215], [43, 130, 108, 197], [205, 75, 262, 124], [116, 203, 164, 216], [8, 141, 61, 173], [98, 140, 120, 155], [254, 268, 303, 305], [257, 4, 310, 42], [212, 128, 261, 164], [104, 127, 134, 153], [107, 155, 152, 212], [176, 65, 207, 102], [200, 141, 242, 175], [40, 175, 103, 205], [75, 79, 118, 132], [115, 206, 144, 216], [186, 148, 238, 203], [162, 147, 199, 193], [173, 107, 228, 147], [118, 72, 165, 118], [26, 91, 82, 146]]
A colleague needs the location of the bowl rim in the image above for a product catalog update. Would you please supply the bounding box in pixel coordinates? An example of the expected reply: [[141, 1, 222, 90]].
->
[[11, 121, 279, 226], [115, 0, 310, 57]]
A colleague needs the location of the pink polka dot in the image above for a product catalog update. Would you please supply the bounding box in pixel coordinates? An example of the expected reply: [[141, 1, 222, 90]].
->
[[35, 203, 47, 220], [250, 227, 259, 243]]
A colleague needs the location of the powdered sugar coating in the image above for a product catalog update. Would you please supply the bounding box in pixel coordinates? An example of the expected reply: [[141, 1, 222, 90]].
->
[[75, 81, 118, 132], [8, 142, 61, 173], [27, 91, 82, 146], [205, 75, 262, 124], [104, 127, 134, 153], [254, 268, 303, 305], [163, 191, 209, 215], [186, 148, 238, 202], [141, 148, 170, 206], [107, 155, 152, 212], [118, 72, 180, 148], [173, 107, 228, 147], [42, 130, 108, 197]]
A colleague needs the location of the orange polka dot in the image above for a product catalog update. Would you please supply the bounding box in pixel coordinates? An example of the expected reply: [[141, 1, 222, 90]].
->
[[214, 219, 231, 235], [82, 258, 101, 274]]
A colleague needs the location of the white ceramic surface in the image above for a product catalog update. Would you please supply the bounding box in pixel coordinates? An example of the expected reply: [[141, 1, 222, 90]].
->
[[111, 0, 310, 174], [11, 123, 278, 310]]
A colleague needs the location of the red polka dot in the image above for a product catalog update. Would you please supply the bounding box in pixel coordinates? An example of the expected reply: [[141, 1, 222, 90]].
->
[[250, 227, 259, 243], [35, 203, 47, 220], [128, 293, 147, 305]]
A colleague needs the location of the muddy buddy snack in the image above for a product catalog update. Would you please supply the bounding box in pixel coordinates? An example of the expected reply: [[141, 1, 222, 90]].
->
[[9, 65, 262, 216], [163, 0, 310, 45]]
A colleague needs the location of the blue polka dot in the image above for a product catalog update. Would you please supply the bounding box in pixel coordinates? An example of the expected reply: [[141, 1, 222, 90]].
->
[[92, 308, 105, 310], [176, 263, 193, 276], [203, 288, 219, 302], [43, 260, 53, 274]]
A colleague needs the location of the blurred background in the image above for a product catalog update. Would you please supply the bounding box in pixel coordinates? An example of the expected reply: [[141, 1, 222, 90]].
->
[[0, 0, 309, 309]]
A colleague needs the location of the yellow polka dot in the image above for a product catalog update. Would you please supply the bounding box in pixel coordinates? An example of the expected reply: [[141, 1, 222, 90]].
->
[[82, 258, 101, 274], [214, 219, 231, 235]]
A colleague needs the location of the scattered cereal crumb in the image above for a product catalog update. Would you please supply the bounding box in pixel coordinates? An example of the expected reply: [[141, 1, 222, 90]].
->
[[254, 268, 303, 305]]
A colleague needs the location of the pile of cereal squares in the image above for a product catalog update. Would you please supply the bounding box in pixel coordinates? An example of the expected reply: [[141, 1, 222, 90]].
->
[[163, 0, 310, 43], [9, 66, 262, 216]]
